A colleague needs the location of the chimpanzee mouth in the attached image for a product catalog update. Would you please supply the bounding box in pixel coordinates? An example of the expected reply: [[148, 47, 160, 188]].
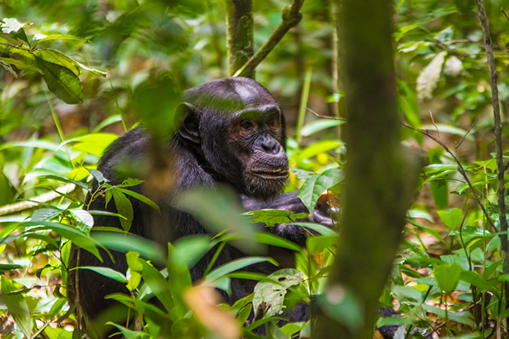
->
[[251, 169, 289, 180]]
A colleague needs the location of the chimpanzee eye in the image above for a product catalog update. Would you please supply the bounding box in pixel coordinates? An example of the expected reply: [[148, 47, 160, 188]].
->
[[266, 116, 277, 127], [240, 120, 254, 130]]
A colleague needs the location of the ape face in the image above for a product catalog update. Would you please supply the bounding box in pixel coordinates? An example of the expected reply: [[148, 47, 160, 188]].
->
[[178, 77, 289, 200]]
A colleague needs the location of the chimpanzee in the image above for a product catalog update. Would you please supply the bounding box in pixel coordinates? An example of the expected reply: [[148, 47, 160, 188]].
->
[[67, 77, 331, 336]]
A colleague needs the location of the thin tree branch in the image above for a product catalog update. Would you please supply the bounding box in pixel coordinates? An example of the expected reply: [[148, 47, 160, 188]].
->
[[402, 123, 498, 233], [304, 106, 347, 121], [0, 184, 75, 216], [475, 0, 509, 323], [234, 0, 304, 78], [499, 1, 509, 22]]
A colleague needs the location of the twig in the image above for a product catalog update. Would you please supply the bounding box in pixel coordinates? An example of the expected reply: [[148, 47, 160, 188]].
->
[[402, 123, 498, 233], [234, 0, 304, 77], [429, 111, 440, 140], [456, 118, 477, 151], [304, 107, 347, 121], [499, 1, 509, 22], [475, 0, 509, 324]]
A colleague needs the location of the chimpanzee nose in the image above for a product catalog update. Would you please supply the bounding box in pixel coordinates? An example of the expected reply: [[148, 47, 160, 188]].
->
[[261, 136, 280, 154]]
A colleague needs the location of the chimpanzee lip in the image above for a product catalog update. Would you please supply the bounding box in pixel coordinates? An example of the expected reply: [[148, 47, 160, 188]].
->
[[251, 169, 289, 179]]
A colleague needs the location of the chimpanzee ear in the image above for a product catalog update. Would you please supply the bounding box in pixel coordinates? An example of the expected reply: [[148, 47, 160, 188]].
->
[[176, 102, 201, 144]]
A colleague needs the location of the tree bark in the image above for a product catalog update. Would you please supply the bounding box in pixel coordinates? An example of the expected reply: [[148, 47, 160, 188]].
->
[[225, 0, 254, 78], [313, 0, 419, 337]]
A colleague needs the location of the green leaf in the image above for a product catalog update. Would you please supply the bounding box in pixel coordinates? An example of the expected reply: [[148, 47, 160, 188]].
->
[[430, 179, 448, 210], [252, 269, 305, 317], [246, 209, 308, 227], [31, 208, 61, 221], [32, 34, 85, 44], [75, 266, 127, 283], [292, 222, 338, 236], [297, 140, 343, 161], [140, 260, 173, 313], [1, 276, 32, 338], [59, 133, 118, 156], [300, 120, 343, 137], [434, 263, 462, 295], [173, 235, 216, 268], [20, 221, 101, 260], [110, 188, 134, 231], [106, 322, 149, 339], [206, 257, 278, 282], [36, 57, 83, 104], [91, 232, 165, 266], [437, 208, 462, 229], [460, 271, 499, 295], [306, 235, 338, 254], [298, 168, 342, 217], [408, 219, 446, 245], [116, 188, 161, 214], [255, 232, 303, 252], [176, 187, 260, 254], [69, 209, 94, 228], [0, 57, 43, 73]]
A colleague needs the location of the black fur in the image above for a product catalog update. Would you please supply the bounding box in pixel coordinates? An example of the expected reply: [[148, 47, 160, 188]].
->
[[67, 78, 317, 336]]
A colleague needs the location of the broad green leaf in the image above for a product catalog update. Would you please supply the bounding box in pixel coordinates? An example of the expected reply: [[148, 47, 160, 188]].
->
[[408, 219, 446, 244], [246, 209, 308, 227], [460, 271, 499, 295], [298, 168, 342, 217], [69, 209, 94, 228], [290, 168, 317, 180], [116, 188, 161, 214], [206, 257, 278, 282], [76, 266, 127, 283], [407, 209, 434, 222], [36, 49, 80, 75], [106, 322, 149, 339], [20, 221, 101, 260], [173, 235, 216, 268], [297, 140, 343, 161], [306, 235, 338, 254], [252, 269, 305, 317], [1, 276, 32, 338], [176, 187, 260, 253], [86, 168, 107, 183], [33, 34, 85, 44], [430, 179, 448, 210], [42, 174, 91, 191], [44, 327, 72, 339], [434, 263, 462, 295], [93, 115, 123, 133], [140, 260, 173, 313], [0, 140, 60, 151], [437, 208, 462, 229], [91, 232, 165, 266], [0, 57, 42, 73], [31, 208, 61, 221], [292, 222, 338, 236], [255, 232, 303, 252], [110, 188, 133, 231], [59, 133, 118, 155], [300, 120, 343, 137], [36, 57, 83, 104]]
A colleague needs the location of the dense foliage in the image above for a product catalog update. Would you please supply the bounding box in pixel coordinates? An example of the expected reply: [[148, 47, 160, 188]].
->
[[1, 0, 509, 338]]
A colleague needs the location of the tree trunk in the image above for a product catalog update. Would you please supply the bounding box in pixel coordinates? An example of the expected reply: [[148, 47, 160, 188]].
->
[[225, 0, 254, 78], [313, 0, 419, 337]]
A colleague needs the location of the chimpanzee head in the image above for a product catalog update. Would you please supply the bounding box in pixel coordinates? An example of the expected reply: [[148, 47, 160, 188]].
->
[[175, 77, 289, 200]]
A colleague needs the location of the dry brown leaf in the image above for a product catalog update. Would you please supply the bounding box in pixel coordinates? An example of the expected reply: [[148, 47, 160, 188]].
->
[[184, 284, 241, 339]]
